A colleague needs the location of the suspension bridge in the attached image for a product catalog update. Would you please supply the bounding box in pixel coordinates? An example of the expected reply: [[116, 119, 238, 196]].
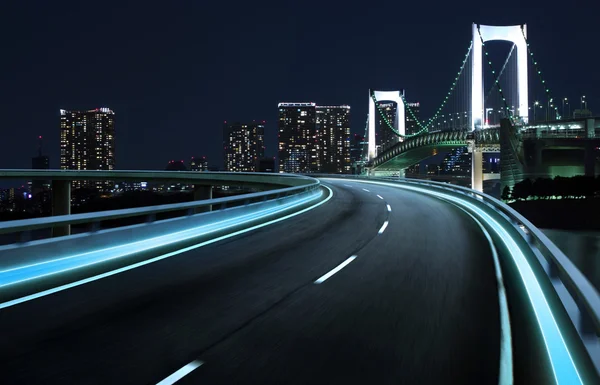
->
[[362, 23, 599, 192]]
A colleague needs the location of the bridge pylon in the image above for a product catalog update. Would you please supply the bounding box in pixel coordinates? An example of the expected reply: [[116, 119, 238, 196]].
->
[[472, 23, 529, 131], [368, 89, 406, 161]]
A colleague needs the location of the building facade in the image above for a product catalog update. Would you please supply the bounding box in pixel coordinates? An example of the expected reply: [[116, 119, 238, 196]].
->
[[60, 108, 115, 190], [440, 147, 471, 175], [278, 103, 317, 173], [190, 156, 208, 172], [377, 102, 399, 153], [405, 102, 420, 136], [316, 105, 351, 173], [278, 103, 352, 174], [223, 122, 265, 172]]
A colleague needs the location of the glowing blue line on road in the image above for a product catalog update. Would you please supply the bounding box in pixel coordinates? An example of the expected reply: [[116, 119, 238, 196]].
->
[[458, 207, 513, 385], [330, 179, 583, 385], [0, 187, 333, 310], [0, 194, 319, 288]]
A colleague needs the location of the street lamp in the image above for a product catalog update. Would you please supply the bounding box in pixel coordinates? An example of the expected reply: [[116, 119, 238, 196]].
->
[[534, 101, 539, 122], [485, 108, 493, 126], [581, 95, 586, 110], [545, 98, 554, 121], [562, 98, 568, 119]]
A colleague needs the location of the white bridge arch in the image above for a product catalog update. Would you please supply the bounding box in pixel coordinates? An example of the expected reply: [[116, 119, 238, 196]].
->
[[368, 89, 405, 160], [472, 23, 529, 130]]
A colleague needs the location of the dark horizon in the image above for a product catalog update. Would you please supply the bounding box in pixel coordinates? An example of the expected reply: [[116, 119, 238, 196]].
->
[[1, 1, 598, 172]]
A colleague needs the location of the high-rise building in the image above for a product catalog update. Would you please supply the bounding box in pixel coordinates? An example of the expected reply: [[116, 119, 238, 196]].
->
[[350, 133, 366, 163], [278, 103, 317, 173], [60, 108, 115, 190], [404, 102, 421, 173], [349, 133, 367, 175], [223, 121, 265, 172], [316, 105, 351, 173], [440, 147, 471, 175], [377, 102, 399, 153], [190, 156, 208, 172], [405, 102, 420, 136]]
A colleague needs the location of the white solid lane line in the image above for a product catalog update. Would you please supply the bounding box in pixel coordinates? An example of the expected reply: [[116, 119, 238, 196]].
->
[[378, 221, 389, 234], [157, 360, 204, 385], [377, 194, 384, 200], [343, 184, 352, 187], [387, 204, 392, 212], [314, 256, 357, 284], [362, 188, 370, 192]]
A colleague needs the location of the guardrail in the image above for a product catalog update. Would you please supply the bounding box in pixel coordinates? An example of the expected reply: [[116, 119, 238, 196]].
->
[[0, 181, 320, 238], [0, 174, 325, 307], [0, 169, 316, 186], [316, 174, 600, 382]]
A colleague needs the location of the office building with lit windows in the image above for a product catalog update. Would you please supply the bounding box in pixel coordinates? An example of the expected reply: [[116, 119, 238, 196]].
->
[[223, 122, 265, 172], [377, 102, 398, 153], [405, 102, 420, 136], [278, 103, 317, 173], [404, 101, 421, 173], [316, 105, 351, 173], [440, 147, 471, 175], [60, 108, 115, 190]]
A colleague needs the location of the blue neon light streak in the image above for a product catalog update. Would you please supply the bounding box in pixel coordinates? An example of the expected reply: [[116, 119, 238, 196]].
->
[[0, 191, 322, 289], [331, 179, 582, 385], [0, 187, 333, 310]]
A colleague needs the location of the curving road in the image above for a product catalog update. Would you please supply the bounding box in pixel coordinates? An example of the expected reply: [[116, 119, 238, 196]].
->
[[0, 179, 501, 384]]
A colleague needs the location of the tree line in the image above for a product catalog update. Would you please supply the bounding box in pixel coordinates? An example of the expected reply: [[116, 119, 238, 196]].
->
[[502, 176, 600, 201]]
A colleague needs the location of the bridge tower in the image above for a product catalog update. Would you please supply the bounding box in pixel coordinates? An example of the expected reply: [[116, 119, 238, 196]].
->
[[470, 23, 529, 191], [471, 23, 529, 131], [368, 90, 406, 161]]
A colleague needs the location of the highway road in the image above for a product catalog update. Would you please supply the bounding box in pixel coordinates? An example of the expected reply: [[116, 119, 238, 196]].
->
[[0, 179, 501, 384]]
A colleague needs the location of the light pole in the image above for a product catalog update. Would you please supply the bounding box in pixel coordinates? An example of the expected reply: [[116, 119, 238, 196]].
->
[[534, 101, 539, 122], [581, 95, 586, 110], [485, 108, 493, 126], [562, 97, 568, 119]]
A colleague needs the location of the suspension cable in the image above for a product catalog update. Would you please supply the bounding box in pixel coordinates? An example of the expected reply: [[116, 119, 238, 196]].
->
[[477, 26, 516, 126], [371, 41, 474, 138], [484, 43, 516, 105], [521, 26, 561, 120]]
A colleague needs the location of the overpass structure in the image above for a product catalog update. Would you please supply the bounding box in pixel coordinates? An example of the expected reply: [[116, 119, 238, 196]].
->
[[0, 170, 598, 384], [370, 117, 599, 191]]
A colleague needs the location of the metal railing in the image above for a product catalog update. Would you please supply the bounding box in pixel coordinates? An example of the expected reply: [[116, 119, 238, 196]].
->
[[316, 174, 600, 379], [0, 174, 324, 306], [0, 182, 321, 237]]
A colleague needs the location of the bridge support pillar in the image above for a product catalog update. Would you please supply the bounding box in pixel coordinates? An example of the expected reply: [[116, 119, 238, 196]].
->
[[193, 185, 213, 213], [52, 180, 71, 237], [472, 151, 483, 192]]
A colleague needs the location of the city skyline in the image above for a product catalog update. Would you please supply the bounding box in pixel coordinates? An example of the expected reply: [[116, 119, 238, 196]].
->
[[1, 2, 599, 173]]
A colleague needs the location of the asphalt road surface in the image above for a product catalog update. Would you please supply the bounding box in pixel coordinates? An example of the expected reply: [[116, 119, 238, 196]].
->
[[0, 179, 500, 384]]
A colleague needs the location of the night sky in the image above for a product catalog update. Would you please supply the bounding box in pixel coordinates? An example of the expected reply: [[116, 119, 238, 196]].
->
[[1, 0, 598, 172]]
